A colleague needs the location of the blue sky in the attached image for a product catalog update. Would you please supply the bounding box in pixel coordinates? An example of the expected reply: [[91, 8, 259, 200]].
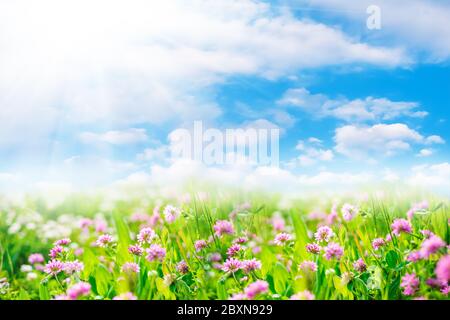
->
[[0, 0, 449, 193]]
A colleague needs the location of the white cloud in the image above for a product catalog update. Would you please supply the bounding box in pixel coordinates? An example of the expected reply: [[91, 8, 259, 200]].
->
[[297, 0, 450, 61], [278, 88, 428, 122], [417, 148, 433, 157], [408, 162, 450, 191], [0, 0, 409, 151], [291, 139, 334, 167], [334, 123, 443, 158], [79, 128, 149, 145]]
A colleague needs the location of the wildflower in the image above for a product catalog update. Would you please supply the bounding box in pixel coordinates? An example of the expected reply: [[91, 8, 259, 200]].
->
[[54, 238, 71, 246], [230, 293, 247, 300], [272, 216, 285, 231], [94, 219, 107, 233], [391, 218, 412, 236], [299, 261, 318, 272], [226, 244, 242, 257], [324, 242, 344, 261], [67, 282, 91, 300], [406, 251, 422, 263], [213, 220, 234, 237], [44, 260, 64, 275], [274, 233, 293, 246], [79, 218, 93, 229], [407, 200, 429, 220], [420, 235, 446, 259], [122, 262, 140, 274], [314, 226, 334, 243], [137, 227, 156, 244], [74, 248, 84, 257], [353, 258, 367, 273], [244, 280, 268, 299], [371, 238, 386, 250], [128, 244, 144, 256], [421, 230, 434, 239], [233, 236, 248, 244], [176, 260, 189, 274], [401, 273, 420, 296], [290, 290, 315, 300], [63, 260, 84, 274], [242, 259, 262, 273], [306, 243, 321, 254], [49, 245, 64, 259], [20, 265, 32, 273], [341, 203, 359, 222], [435, 255, 450, 283], [195, 239, 208, 252], [113, 292, 138, 300], [252, 246, 262, 255], [163, 205, 181, 223], [96, 234, 114, 247], [326, 204, 339, 225], [146, 244, 166, 262], [28, 253, 44, 265], [209, 252, 222, 262], [27, 272, 37, 281], [222, 258, 242, 273]]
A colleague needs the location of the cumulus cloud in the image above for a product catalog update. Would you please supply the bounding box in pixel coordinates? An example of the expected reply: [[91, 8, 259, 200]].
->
[[289, 138, 334, 167], [79, 128, 149, 145], [416, 149, 433, 157], [277, 88, 428, 122], [334, 123, 444, 158], [0, 0, 408, 151], [296, 0, 450, 61], [408, 162, 450, 191]]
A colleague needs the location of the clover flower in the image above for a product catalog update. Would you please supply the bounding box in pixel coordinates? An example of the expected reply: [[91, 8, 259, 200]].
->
[[244, 280, 268, 299], [353, 258, 367, 272], [176, 260, 189, 274], [372, 238, 386, 250], [274, 232, 293, 246], [341, 203, 359, 222], [391, 219, 412, 236], [213, 220, 234, 237], [96, 234, 114, 247], [290, 290, 315, 300], [63, 260, 84, 274], [146, 244, 166, 262], [49, 245, 64, 259], [28, 253, 44, 265], [420, 235, 446, 259], [299, 260, 318, 272], [324, 242, 344, 260], [314, 226, 334, 243], [226, 244, 242, 257], [128, 244, 144, 256], [222, 258, 242, 273], [194, 239, 208, 252], [67, 282, 91, 300], [54, 238, 71, 246], [163, 205, 181, 223], [435, 255, 450, 283], [242, 259, 262, 273], [401, 273, 420, 296], [121, 262, 140, 274], [44, 260, 64, 275], [306, 243, 321, 254], [137, 227, 156, 244]]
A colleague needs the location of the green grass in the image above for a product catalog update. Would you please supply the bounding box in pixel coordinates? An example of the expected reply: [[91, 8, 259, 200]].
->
[[0, 190, 448, 300]]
